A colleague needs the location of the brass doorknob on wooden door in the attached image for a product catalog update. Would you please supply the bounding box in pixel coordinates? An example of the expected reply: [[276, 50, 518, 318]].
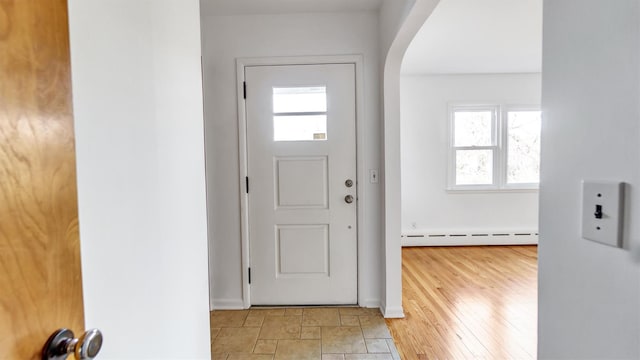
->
[[42, 328, 103, 360], [345, 195, 354, 204]]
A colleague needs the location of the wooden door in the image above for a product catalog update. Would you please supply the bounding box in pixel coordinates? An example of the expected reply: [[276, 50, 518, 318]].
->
[[0, 0, 85, 358], [245, 64, 358, 305]]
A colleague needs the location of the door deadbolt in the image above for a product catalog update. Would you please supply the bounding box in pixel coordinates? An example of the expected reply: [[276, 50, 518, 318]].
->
[[345, 179, 354, 188], [345, 195, 354, 204], [42, 328, 103, 360]]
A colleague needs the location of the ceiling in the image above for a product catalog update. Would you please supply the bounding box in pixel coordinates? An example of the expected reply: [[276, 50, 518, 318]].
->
[[200, 0, 383, 16], [401, 0, 542, 74]]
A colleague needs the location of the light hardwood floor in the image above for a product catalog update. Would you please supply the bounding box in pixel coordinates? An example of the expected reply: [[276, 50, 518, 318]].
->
[[386, 246, 537, 360]]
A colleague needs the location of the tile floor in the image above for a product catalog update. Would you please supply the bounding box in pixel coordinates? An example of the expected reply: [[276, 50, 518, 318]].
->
[[210, 307, 401, 360]]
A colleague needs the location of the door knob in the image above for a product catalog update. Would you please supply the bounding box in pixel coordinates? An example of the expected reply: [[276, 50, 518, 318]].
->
[[345, 179, 354, 188], [42, 328, 103, 360], [345, 195, 354, 204]]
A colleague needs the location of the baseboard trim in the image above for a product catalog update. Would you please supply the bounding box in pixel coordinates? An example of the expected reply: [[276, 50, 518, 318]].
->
[[211, 298, 245, 310], [381, 304, 405, 319], [359, 299, 380, 309], [402, 230, 538, 247]]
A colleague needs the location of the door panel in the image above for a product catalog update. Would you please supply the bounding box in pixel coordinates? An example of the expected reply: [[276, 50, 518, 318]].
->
[[246, 64, 357, 305], [276, 156, 328, 208], [277, 224, 329, 275], [0, 0, 84, 358]]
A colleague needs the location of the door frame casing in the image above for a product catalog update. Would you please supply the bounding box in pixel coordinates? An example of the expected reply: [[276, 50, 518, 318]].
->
[[236, 55, 366, 308]]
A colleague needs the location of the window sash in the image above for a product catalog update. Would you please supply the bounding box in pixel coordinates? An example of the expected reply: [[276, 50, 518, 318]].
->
[[449, 105, 499, 189], [453, 148, 498, 187], [501, 108, 541, 189]]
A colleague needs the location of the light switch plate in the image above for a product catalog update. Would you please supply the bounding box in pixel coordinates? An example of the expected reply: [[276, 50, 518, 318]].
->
[[581, 181, 624, 248], [369, 169, 379, 184]]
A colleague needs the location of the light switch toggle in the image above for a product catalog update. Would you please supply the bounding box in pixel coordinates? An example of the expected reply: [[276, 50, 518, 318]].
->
[[594, 204, 603, 219]]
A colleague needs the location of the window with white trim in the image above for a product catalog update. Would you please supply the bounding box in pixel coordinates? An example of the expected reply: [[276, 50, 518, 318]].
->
[[448, 104, 541, 190]]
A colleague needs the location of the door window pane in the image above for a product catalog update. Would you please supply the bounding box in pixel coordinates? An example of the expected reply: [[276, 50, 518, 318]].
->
[[507, 111, 541, 184], [273, 86, 328, 141], [274, 115, 327, 142], [273, 86, 326, 113], [454, 111, 493, 146], [456, 149, 493, 185]]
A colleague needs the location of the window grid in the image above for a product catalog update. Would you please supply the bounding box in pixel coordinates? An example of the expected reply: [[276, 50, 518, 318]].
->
[[448, 104, 541, 191]]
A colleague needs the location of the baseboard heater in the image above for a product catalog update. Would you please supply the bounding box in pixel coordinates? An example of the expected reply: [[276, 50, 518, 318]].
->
[[401, 230, 538, 247]]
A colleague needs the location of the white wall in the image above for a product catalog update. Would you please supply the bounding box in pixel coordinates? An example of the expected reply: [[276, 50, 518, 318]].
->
[[378, 0, 441, 317], [68, 1, 211, 358], [378, 0, 417, 319], [379, 0, 418, 59], [400, 74, 540, 243], [539, 0, 640, 358], [201, 12, 383, 309]]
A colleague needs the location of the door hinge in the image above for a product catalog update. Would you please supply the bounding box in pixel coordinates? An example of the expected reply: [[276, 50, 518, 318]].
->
[[243, 81, 247, 99], [248, 267, 251, 284], [246, 176, 249, 194]]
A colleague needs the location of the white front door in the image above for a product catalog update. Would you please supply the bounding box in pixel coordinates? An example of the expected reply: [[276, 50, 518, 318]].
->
[[245, 63, 357, 305]]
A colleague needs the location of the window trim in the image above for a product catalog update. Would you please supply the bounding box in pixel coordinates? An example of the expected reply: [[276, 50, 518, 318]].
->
[[447, 103, 541, 191]]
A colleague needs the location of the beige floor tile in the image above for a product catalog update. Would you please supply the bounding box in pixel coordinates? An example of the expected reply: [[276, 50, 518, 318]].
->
[[385, 339, 400, 360], [259, 315, 302, 340], [258, 326, 300, 340], [275, 339, 321, 360], [364, 339, 389, 354], [339, 308, 381, 317], [259, 325, 300, 340], [358, 316, 391, 339], [227, 354, 274, 360], [212, 310, 250, 328], [249, 308, 286, 317], [244, 314, 265, 327], [340, 315, 360, 326], [303, 308, 341, 326], [254, 340, 278, 354], [284, 308, 303, 316], [263, 315, 302, 326], [344, 354, 392, 360], [301, 326, 321, 339], [321, 326, 367, 354], [211, 308, 398, 360], [322, 354, 345, 360], [212, 327, 260, 353]]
